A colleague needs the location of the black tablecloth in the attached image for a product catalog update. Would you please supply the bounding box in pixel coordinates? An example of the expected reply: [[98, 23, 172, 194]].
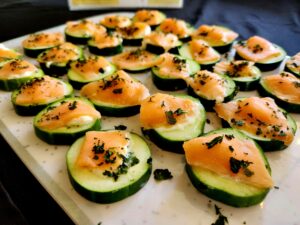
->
[[1, 0, 300, 224]]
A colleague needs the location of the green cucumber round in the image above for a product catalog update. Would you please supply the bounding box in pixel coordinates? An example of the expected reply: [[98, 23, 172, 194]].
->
[[219, 100, 297, 151], [11, 77, 74, 116], [33, 97, 101, 145], [142, 95, 206, 154], [258, 76, 300, 113], [187, 72, 237, 111], [185, 128, 271, 207], [235, 43, 286, 72], [178, 44, 221, 70], [151, 55, 200, 91], [67, 60, 116, 90], [66, 132, 152, 203]]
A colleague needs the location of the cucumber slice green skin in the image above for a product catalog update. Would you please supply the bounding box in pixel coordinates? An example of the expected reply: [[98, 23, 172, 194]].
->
[[185, 128, 271, 207], [145, 44, 180, 55], [93, 104, 140, 117], [23, 47, 53, 58], [233, 78, 260, 92], [88, 44, 123, 56], [66, 133, 152, 203], [34, 118, 101, 145], [284, 65, 300, 78], [142, 128, 186, 154], [65, 33, 91, 45], [185, 164, 270, 207], [221, 114, 297, 151], [213, 42, 234, 54], [187, 85, 238, 112], [123, 38, 143, 47], [179, 36, 192, 43], [151, 70, 187, 91], [258, 80, 300, 113], [123, 68, 151, 74], [39, 63, 69, 77], [0, 69, 44, 91], [67, 64, 116, 90]]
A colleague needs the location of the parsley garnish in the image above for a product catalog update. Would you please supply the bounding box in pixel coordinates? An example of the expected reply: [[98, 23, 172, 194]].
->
[[114, 124, 127, 130], [211, 204, 228, 225], [68, 101, 77, 110], [154, 169, 173, 181], [165, 111, 177, 125], [206, 136, 223, 149], [229, 157, 254, 177]]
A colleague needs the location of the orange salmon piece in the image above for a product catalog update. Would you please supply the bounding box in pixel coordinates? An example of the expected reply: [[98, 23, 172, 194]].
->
[[184, 133, 273, 189]]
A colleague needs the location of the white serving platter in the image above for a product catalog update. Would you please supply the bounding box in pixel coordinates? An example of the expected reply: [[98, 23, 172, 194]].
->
[[1, 12, 300, 225]]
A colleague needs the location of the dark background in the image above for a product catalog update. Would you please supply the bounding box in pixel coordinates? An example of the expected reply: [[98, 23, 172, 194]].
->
[[0, 0, 300, 224]]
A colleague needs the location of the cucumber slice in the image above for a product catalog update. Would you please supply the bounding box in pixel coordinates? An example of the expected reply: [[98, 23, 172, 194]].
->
[[179, 44, 221, 70], [152, 54, 200, 91], [66, 132, 152, 203], [132, 10, 166, 29], [24, 46, 54, 59], [284, 55, 300, 78], [219, 98, 297, 151], [142, 95, 206, 154], [185, 128, 271, 207], [88, 43, 123, 56], [187, 72, 237, 111], [33, 97, 101, 145], [65, 32, 91, 45], [0, 69, 44, 91], [37, 44, 84, 76], [213, 61, 262, 91], [67, 60, 116, 90], [258, 75, 300, 113], [235, 43, 286, 71], [11, 76, 74, 116], [111, 49, 158, 73]]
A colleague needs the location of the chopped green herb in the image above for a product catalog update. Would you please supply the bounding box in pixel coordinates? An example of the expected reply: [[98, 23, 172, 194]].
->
[[206, 136, 223, 149], [154, 169, 173, 181], [68, 101, 77, 110], [229, 157, 254, 177], [211, 204, 228, 225], [165, 110, 177, 125], [114, 124, 127, 130], [174, 108, 186, 116]]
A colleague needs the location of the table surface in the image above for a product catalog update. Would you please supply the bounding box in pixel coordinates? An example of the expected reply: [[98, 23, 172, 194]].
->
[[1, 0, 300, 224]]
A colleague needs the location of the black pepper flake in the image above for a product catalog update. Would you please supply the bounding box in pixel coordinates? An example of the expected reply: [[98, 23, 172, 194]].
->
[[113, 88, 123, 94]]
